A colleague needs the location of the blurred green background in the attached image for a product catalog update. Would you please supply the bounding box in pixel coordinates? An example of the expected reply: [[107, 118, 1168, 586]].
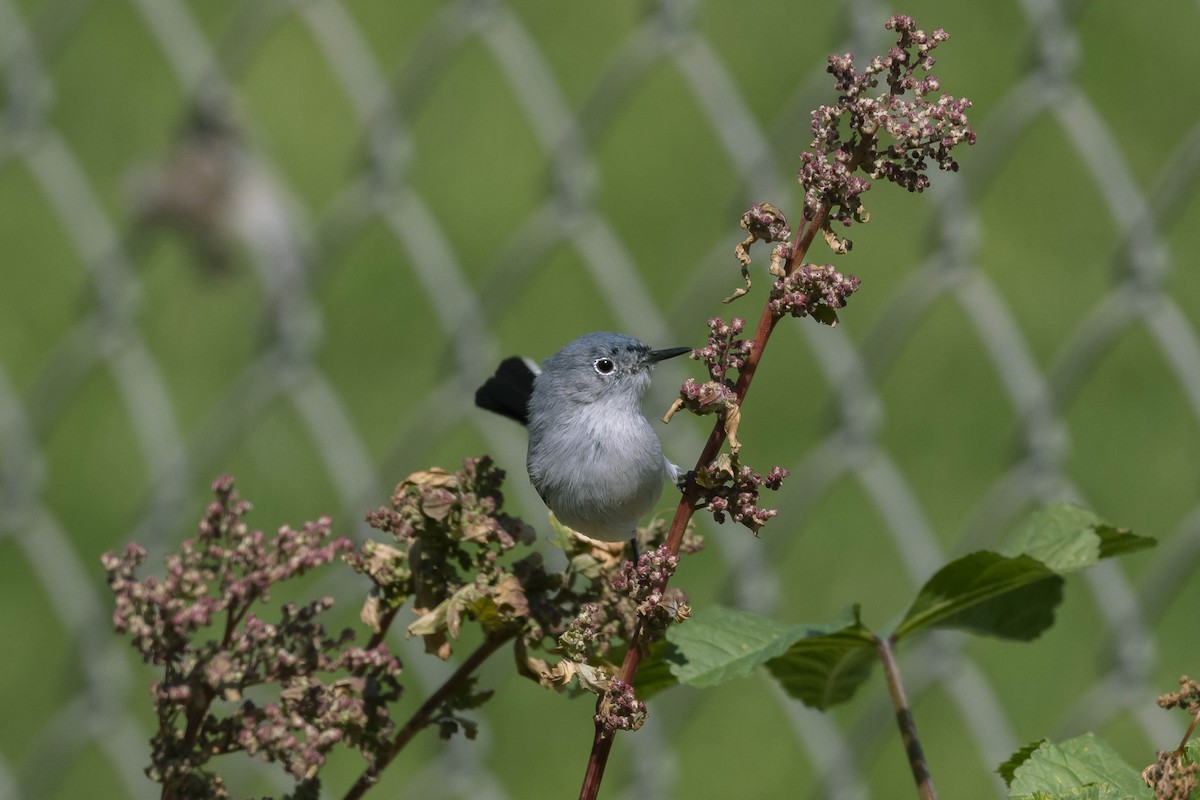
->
[[3, 0, 1199, 797]]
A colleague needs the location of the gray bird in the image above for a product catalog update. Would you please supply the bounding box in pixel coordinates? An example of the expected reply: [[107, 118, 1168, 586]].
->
[[475, 332, 691, 542]]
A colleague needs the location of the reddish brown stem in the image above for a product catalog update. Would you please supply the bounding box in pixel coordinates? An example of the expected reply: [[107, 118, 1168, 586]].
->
[[578, 133, 877, 800], [343, 630, 515, 800]]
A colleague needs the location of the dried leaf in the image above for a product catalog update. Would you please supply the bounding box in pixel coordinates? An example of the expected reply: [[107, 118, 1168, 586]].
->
[[400, 468, 458, 490], [492, 574, 529, 618], [420, 488, 456, 521], [444, 585, 484, 640], [361, 592, 383, 633], [734, 233, 755, 266], [697, 452, 736, 489], [462, 519, 498, 543], [538, 659, 613, 694], [574, 662, 614, 694], [722, 402, 742, 454], [569, 534, 627, 573], [661, 397, 685, 424], [769, 243, 788, 277], [540, 659, 577, 689], [407, 603, 445, 637], [426, 633, 452, 660], [821, 226, 852, 255], [723, 262, 753, 304], [514, 638, 552, 685], [407, 602, 453, 658], [357, 542, 406, 585]]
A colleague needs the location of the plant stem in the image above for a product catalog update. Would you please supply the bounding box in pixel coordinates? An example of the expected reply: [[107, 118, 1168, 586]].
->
[[578, 133, 878, 800], [578, 722, 615, 800], [876, 636, 937, 800], [1174, 709, 1200, 756], [342, 629, 515, 800], [365, 604, 400, 650]]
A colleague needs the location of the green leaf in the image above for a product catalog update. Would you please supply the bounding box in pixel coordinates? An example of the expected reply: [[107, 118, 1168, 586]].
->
[[893, 552, 1063, 642], [1002, 505, 1103, 572], [764, 605, 878, 710], [895, 505, 1154, 643], [1007, 733, 1150, 799], [634, 638, 683, 699], [1000, 739, 1048, 787], [1094, 524, 1156, 560], [1002, 504, 1154, 571], [1022, 788, 1118, 800], [665, 605, 810, 689]]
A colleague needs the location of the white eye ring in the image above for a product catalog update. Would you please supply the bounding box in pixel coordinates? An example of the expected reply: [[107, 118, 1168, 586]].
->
[[593, 358, 615, 375]]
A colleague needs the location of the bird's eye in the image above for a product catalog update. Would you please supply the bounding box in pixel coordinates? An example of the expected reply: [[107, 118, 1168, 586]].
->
[[593, 358, 615, 375]]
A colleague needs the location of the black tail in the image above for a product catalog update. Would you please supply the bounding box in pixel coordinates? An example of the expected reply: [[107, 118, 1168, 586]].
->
[[474, 356, 537, 426]]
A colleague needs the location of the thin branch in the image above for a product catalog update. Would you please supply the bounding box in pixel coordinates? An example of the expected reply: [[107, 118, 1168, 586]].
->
[[876, 636, 937, 800], [365, 604, 401, 651], [1174, 709, 1200, 756], [342, 629, 515, 800]]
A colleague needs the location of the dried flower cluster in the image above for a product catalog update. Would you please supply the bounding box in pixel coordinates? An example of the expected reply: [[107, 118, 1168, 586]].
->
[[349, 457, 536, 661], [667, 317, 748, 448], [1158, 675, 1200, 717], [594, 680, 647, 736], [666, 318, 790, 534], [540, 543, 690, 697], [769, 263, 862, 326], [102, 476, 402, 798], [692, 316, 751, 388], [607, 545, 689, 641], [1142, 750, 1199, 800], [350, 457, 696, 712], [698, 457, 789, 534], [106, 463, 704, 794], [728, 203, 794, 302], [802, 14, 976, 253], [1142, 676, 1200, 798], [528, 523, 696, 698]]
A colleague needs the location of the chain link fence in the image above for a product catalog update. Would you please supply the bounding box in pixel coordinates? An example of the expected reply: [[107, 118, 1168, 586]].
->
[[2, 0, 1198, 797]]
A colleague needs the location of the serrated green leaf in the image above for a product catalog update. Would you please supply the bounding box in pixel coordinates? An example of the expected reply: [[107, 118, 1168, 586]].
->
[[764, 605, 878, 710], [1003, 504, 1154, 571], [893, 552, 1063, 641], [894, 506, 1154, 643], [933, 567, 1063, 641], [1023, 787, 1116, 800], [665, 605, 810, 688], [1002, 504, 1103, 572], [1000, 739, 1048, 787], [1008, 733, 1150, 799]]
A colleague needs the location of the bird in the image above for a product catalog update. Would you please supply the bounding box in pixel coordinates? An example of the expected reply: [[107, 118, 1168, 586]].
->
[[475, 332, 691, 542]]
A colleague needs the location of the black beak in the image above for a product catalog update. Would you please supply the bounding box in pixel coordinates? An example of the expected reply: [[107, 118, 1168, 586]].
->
[[645, 346, 692, 364]]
